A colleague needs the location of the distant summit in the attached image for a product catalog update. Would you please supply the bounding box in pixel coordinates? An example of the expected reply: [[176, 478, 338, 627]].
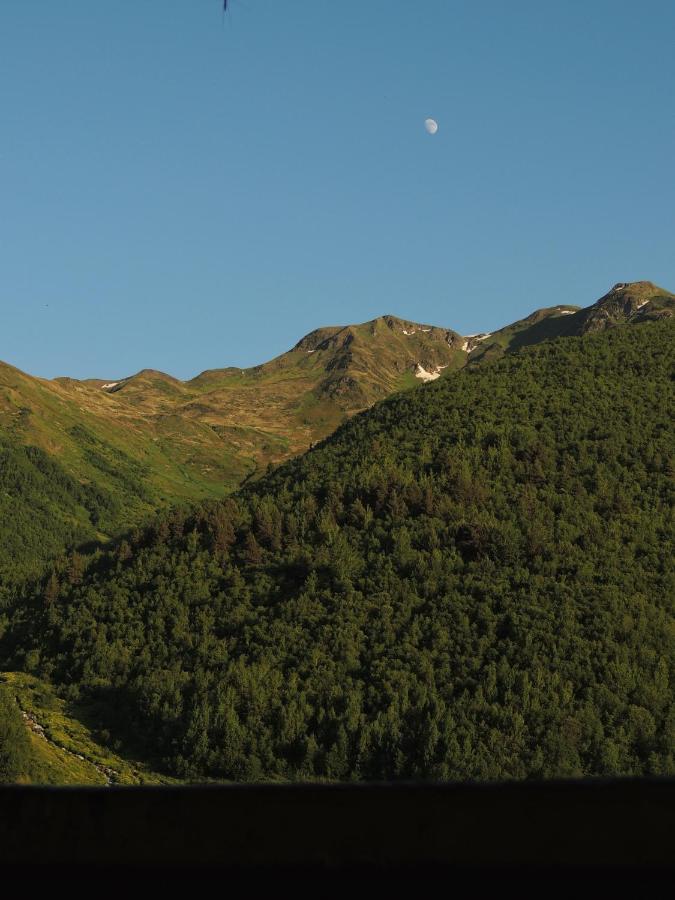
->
[[577, 281, 674, 333], [464, 281, 673, 366]]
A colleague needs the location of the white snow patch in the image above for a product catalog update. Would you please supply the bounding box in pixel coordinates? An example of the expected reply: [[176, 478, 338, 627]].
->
[[306, 350, 315, 353], [460, 333, 492, 353], [101, 382, 119, 390], [636, 299, 650, 309], [402, 329, 417, 336], [420, 327, 432, 332], [558, 310, 575, 315], [414, 363, 446, 382]]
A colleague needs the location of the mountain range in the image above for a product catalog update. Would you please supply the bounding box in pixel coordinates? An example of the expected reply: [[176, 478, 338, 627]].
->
[[0, 280, 672, 581]]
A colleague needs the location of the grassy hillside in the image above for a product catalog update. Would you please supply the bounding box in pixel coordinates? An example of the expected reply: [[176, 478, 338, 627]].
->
[[90, 314, 467, 448], [0, 358, 251, 504], [464, 305, 581, 365], [6, 317, 673, 782], [0, 672, 179, 785]]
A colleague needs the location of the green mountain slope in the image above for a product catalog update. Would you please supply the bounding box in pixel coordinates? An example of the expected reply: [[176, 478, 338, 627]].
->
[[0, 315, 465, 577], [90, 315, 467, 445], [466, 281, 674, 365], [6, 317, 673, 782], [463, 305, 582, 365]]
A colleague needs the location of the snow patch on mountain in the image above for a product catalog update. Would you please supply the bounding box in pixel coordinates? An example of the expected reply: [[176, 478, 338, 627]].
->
[[101, 378, 130, 392], [460, 333, 492, 353], [414, 363, 447, 382]]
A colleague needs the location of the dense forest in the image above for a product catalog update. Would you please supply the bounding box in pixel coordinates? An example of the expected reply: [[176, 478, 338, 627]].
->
[[0, 431, 154, 586], [0, 441, 106, 631], [2, 320, 673, 782]]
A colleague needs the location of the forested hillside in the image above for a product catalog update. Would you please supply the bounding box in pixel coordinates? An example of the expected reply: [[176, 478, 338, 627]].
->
[[5, 319, 673, 782]]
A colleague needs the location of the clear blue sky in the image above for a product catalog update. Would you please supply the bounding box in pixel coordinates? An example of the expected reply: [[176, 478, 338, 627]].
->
[[1, 1, 674, 380]]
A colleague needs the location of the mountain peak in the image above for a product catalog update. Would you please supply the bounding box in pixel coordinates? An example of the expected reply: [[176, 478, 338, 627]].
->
[[579, 281, 675, 332], [599, 281, 667, 303]]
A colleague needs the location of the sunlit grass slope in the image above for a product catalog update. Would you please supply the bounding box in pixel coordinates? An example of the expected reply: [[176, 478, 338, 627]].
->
[[1, 671, 179, 785]]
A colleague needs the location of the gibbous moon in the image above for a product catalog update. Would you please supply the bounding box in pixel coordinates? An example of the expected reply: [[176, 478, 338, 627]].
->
[[424, 118, 439, 135]]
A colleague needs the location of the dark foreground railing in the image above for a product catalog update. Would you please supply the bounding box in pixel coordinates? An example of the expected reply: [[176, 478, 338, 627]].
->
[[0, 779, 673, 878]]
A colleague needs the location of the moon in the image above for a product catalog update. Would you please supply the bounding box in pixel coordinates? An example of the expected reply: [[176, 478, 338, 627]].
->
[[424, 118, 439, 135]]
